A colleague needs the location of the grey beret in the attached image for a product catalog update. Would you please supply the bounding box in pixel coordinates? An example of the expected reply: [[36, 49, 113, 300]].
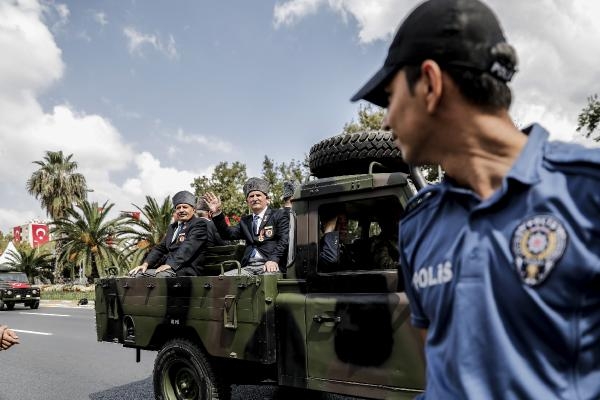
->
[[195, 198, 210, 212], [282, 180, 297, 200], [243, 177, 270, 198], [172, 190, 196, 207]]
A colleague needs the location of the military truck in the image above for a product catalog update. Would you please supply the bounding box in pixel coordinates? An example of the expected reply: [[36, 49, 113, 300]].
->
[[0, 264, 41, 310], [95, 132, 427, 399]]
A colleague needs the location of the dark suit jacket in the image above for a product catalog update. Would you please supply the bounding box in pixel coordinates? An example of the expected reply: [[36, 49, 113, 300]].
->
[[213, 207, 290, 272], [203, 218, 226, 246], [145, 216, 220, 276]]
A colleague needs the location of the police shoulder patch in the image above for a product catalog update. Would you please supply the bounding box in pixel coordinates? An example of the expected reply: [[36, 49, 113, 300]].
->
[[511, 215, 567, 286]]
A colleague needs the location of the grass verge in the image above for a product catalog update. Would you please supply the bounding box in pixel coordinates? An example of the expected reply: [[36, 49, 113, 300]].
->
[[40, 284, 95, 301]]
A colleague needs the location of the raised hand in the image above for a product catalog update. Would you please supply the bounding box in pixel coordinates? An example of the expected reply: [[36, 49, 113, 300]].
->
[[203, 192, 222, 214]]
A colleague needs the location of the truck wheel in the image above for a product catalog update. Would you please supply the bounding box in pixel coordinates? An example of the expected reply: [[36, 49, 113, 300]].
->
[[0, 300, 4, 310], [6, 302, 15, 311], [30, 301, 40, 309], [154, 338, 230, 400], [308, 131, 408, 178]]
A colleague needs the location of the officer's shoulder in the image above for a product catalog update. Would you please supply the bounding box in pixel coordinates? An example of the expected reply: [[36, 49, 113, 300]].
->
[[544, 140, 600, 178], [402, 185, 441, 220]]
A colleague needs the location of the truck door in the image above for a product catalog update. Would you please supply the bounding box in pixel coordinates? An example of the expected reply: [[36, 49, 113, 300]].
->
[[305, 197, 425, 393]]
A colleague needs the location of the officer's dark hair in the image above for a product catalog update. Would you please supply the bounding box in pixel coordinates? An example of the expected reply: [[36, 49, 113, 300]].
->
[[404, 42, 517, 110]]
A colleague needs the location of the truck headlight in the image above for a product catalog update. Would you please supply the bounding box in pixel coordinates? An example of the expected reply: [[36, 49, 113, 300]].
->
[[6, 290, 12, 295]]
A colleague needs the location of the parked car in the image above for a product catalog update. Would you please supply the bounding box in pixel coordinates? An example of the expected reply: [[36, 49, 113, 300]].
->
[[0, 264, 41, 310]]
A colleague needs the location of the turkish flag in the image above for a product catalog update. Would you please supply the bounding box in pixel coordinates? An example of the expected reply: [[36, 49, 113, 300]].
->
[[13, 226, 22, 242], [31, 224, 49, 247]]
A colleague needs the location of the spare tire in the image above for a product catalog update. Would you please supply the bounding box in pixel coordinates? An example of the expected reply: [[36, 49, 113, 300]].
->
[[309, 131, 408, 178]]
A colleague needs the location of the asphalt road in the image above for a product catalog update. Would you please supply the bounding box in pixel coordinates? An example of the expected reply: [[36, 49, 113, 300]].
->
[[0, 302, 359, 400]]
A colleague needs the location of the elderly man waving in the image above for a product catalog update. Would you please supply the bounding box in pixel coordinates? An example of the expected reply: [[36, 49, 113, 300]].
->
[[204, 177, 289, 275]]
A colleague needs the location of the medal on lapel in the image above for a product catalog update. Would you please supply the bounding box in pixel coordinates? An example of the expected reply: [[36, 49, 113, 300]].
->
[[264, 226, 273, 238], [258, 229, 265, 242]]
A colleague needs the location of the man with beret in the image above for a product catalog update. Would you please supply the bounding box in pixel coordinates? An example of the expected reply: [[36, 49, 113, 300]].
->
[[351, 0, 600, 398], [129, 190, 215, 277], [281, 180, 297, 266], [204, 177, 289, 275], [195, 198, 226, 247]]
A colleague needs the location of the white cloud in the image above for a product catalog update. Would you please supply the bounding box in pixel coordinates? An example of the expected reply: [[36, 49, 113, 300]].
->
[[121, 152, 213, 200], [274, 0, 321, 28], [93, 10, 108, 26], [43, 1, 70, 33], [274, 0, 406, 43], [0, 1, 190, 232], [174, 129, 234, 154], [123, 26, 179, 60], [0, 0, 64, 93], [274, 0, 600, 141]]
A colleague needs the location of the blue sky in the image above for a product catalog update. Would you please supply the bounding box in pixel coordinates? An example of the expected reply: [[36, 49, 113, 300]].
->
[[1, 0, 599, 234]]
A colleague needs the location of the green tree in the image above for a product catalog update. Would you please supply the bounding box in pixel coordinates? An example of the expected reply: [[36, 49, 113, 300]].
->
[[51, 200, 127, 280], [577, 94, 600, 141], [262, 156, 310, 208], [26, 150, 89, 220], [120, 195, 174, 268], [343, 104, 386, 134], [191, 161, 248, 223], [4, 245, 54, 283], [0, 232, 12, 254]]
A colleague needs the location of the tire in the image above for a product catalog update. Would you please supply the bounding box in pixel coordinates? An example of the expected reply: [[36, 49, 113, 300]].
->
[[308, 131, 408, 178], [0, 300, 4, 311], [6, 302, 15, 311], [30, 301, 40, 309], [153, 338, 230, 400]]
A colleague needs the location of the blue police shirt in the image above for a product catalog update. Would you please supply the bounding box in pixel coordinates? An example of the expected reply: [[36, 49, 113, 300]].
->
[[399, 124, 600, 400]]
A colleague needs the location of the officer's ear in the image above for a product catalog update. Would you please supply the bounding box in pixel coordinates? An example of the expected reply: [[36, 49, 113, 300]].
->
[[420, 60, 443, 114]]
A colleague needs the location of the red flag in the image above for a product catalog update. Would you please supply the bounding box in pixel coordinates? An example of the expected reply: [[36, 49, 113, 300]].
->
[[31, 224, 49, 247], [13, 226, 22, 242]]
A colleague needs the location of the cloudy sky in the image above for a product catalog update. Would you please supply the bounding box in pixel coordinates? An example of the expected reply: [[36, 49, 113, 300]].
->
[[1, 0, 599, 234]]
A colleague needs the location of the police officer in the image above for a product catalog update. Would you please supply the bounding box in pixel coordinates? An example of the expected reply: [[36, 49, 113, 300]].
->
[[352, 0, 600, 399]]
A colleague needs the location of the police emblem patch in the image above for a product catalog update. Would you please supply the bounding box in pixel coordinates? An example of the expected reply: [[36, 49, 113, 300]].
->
[[511, 215, 567, 286]]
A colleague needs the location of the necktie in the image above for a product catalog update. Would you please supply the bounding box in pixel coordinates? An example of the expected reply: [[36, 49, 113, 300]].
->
[[252, 214, 260, 235], [251, 215, 260, 258], [171, 222, 183, 242]]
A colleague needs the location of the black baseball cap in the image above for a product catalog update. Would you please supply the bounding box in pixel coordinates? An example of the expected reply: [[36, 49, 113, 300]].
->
[[351, 0, 516, 108]]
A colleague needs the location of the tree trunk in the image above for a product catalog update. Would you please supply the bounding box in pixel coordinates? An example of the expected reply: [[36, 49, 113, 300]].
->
[[90, 254, 100, 282]]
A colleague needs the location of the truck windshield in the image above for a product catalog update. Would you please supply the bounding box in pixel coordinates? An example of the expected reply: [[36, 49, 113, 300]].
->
[[0, 272, 29, 283]]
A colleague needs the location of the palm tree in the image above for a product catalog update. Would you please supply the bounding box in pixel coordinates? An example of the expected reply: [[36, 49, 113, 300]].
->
[[121, 196, 174, 267], [26, 150, 88, 220], [5, 246, 54, 283], [27, 150, 89, 280], [51, 200, 128, 280]]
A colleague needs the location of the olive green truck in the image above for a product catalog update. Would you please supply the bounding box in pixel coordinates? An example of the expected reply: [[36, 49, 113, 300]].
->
[[95, 133, 426, 399]]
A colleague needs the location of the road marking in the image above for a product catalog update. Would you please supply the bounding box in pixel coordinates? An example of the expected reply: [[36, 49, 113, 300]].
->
[[19, 312, 70, 317], [12, 329, 53, 336]]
